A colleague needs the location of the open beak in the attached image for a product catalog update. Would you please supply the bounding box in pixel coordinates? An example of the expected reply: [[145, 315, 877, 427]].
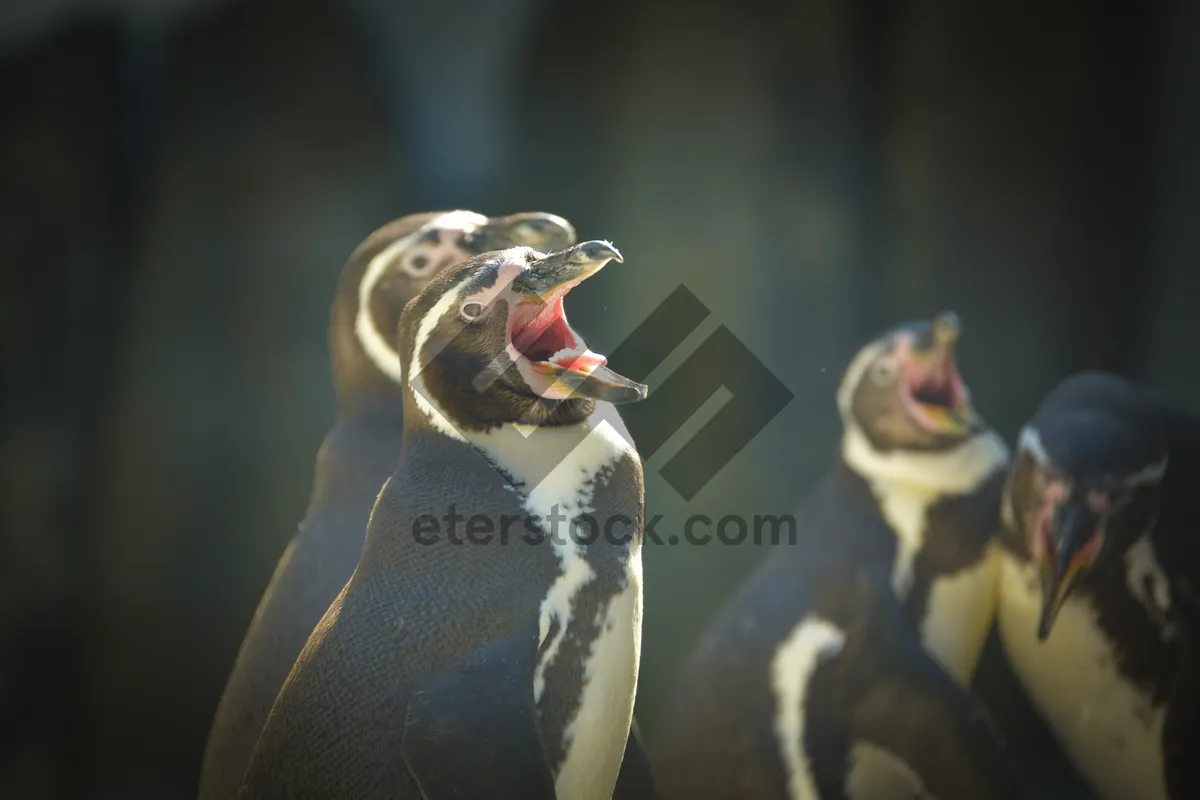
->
[[1036, 498, 1103, 640], [466, 212, 577, 253], [902, 311, 979, 435], [507, 241, 648, 405]]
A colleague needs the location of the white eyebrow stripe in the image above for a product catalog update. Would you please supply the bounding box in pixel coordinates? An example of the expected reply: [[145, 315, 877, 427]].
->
[[353, 211, 491, 382], [355, 228, 424, 383], [406, 250, 537, 440], [408, 286, 469, 441], [1125, 455, 1168, 487], [1017, 426, 1052, 468]]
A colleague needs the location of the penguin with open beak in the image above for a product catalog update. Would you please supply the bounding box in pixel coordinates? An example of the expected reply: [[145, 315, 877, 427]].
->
[[198, 210, 576, 800], [997, 371, 1200, 800], [653, 312, 1025, 800], [238, 242, 648, 799]]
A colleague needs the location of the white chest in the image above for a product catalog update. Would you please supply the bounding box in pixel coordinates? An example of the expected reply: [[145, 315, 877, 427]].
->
[[920, 548, 999, 685], [552, 553, 643, 800], [996, 554, 1168, 800], [478, 409, 642, 800]]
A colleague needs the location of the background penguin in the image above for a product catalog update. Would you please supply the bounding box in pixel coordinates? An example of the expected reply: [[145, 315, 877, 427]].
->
[[238, 241, 649, 799], [996, 370, 1200, 800], [652, 312, 1023, 800], [198, 210, 576, 800]]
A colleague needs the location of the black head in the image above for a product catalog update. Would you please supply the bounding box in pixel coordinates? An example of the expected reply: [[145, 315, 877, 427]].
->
[[838, 312, 985, 452], [1003, 371, 1168, 640], [329, 210, 576, 411], [398, 241, 648, 434]]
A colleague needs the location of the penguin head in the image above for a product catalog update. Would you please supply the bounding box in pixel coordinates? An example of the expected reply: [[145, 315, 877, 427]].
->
[[331, 209, 576, 410], [1003, 371, 1168, 640], [838, 311, 983, 450], [398, 240, 648, 435], [836, 311, 1005, 494]]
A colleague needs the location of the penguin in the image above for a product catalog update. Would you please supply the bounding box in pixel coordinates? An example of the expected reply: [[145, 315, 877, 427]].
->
[[652, 312, 1024, 800], [198, 210, 575, 800], [237, 241, 649, 799], [996, 370, 1200, 800]]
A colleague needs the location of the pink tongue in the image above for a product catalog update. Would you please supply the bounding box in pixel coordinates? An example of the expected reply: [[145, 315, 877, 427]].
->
[[551, 350, 607, 372]]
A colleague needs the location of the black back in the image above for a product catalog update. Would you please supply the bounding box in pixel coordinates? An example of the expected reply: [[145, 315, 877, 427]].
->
[[238, 429, 555, 798], [198, 214, 433, 800]]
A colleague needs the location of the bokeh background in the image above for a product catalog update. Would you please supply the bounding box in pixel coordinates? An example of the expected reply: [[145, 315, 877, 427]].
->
[[3, 0, 1198, 797]]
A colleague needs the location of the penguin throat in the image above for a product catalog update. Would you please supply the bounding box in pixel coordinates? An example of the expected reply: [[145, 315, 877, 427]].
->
[[900, 352, 968, 431], [508, 293, 606, 372]]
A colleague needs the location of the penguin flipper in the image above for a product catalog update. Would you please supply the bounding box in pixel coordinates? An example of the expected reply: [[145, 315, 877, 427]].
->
[[849, 642, 1024, 800], [613, 720, 658, 800], [400, 629, 557, 800]]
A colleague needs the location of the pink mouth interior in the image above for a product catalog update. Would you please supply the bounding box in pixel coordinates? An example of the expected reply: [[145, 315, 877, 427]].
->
[[509, 292, 607, 372], [900, 344, 968, 430], [906, 355, 962, 409]]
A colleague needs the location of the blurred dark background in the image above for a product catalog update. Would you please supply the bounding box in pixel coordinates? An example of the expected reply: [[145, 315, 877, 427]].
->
[[2, 0, 1198, 796]]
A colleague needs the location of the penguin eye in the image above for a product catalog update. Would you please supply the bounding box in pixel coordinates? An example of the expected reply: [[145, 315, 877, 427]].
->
[[460, 301, 485, 321], [400, 251, 435, 277], [870, 357, 899, 386]]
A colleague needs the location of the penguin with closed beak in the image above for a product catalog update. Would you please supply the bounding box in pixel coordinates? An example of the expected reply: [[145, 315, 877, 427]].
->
[[199, 210, 576, 800], [997, 371, 1200, 800], [653, 312, 1024, 800], [238, 241, 649, 799]]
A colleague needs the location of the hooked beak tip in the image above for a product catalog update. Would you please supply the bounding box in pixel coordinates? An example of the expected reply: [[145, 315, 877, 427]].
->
[[1036, 562, 1070, 642], [516, 240, 625, 294], [932, 310, 961, 343], [576, 239, 622, 264]]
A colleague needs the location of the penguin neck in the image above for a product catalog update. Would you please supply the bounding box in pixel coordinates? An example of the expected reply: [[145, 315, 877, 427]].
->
[[329, 351, 406, 424], [328, 274, 408, 423], [840, 424, 1008, 593], [330, 365, 406, 426], [841, 423, 1009, 499], [403, 382, 639, 514]]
